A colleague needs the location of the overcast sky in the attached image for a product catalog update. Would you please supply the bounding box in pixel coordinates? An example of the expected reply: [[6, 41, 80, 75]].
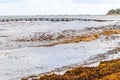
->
[[0, 0, 120, 15]]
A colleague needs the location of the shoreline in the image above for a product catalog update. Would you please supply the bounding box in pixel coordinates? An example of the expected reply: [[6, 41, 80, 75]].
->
[[14, 25, 120, 47], [22, 58, 120, 80], [21, 27, 120, 80], [0, 20, 120, 80]]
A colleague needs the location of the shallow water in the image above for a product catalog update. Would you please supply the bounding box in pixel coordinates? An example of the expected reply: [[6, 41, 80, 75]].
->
[[0, 16, 120, 80]]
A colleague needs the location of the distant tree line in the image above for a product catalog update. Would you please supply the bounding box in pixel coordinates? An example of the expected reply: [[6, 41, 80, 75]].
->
[[107, 9, 120, 15]]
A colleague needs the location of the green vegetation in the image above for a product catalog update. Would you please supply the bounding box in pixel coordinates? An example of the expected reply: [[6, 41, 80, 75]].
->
[[107, 9, 120, 15]]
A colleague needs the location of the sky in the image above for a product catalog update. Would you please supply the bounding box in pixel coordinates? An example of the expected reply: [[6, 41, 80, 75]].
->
[[0, 0, 120, 15]]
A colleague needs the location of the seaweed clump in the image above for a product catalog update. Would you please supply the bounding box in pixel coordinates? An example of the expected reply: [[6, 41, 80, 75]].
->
[[22, 59, 120, 80]]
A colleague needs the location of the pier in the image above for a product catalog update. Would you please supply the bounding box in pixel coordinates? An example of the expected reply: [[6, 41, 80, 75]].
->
[[0, 17, 108, 22]]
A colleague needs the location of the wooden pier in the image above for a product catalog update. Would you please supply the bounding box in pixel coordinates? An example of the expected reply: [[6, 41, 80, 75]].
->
[[0, 17, 108, 22]]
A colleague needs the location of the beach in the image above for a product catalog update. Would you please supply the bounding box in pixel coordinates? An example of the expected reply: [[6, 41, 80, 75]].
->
[[0, 15, 120, 80]]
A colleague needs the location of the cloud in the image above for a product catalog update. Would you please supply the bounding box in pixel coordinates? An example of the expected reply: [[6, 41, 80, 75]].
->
[[0, 0, 119, 15], [0, 0, 23, 3], [23, 0, 120, 15], [72, 0, 120, 4]]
